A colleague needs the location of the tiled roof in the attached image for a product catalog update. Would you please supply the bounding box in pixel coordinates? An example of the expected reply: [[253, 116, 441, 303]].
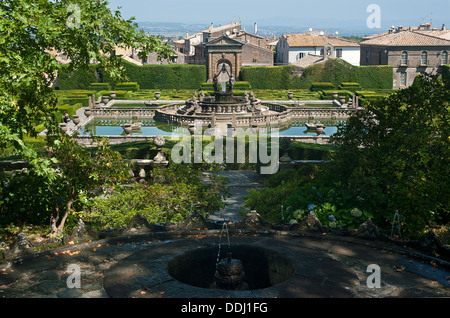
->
[[417, 30, 450, 41], [361, 30, 450, 46], [284, 32, 360, 47]]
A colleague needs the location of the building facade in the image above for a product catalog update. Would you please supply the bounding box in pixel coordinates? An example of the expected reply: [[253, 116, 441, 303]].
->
[[360, 27, 450, 89], [276, 31, 360, 66], [179, 23, 274, 81]]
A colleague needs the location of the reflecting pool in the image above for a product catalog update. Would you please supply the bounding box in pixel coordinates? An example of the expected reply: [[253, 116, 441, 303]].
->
[[76, 118, 345, 137]]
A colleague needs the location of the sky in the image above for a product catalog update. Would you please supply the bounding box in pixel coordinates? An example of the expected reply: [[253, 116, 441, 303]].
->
[[106, 0, 450, 31]]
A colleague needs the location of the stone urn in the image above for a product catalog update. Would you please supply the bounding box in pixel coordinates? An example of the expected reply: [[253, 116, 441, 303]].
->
[[332, 92, 339, 100], [339, 96, 346, 105], [72, 115, 80, 125], [59, 123, 68, 133], [153, 136, 166, 163], [102, 96, 109, 104], [122, 124, 132, 135], [188, 123, 195, 135], [315, 126, 324, 135], [110, 91, 116, 99], [287, 92, 294, 100], [84, 108, 92, 117], [279, 137, 292, 162], [154, 92, 161, 100]]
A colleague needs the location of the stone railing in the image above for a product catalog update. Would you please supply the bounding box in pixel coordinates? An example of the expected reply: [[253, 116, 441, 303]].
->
[[154, 110, 214, 126], [288, 106, 360, 119]]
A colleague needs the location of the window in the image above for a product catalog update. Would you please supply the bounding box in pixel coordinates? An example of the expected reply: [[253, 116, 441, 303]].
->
[[253, 52, 259, 62], [401, 51, 408, 65], [336, 49, 342, 58], [378, 51, 382, 65], [365, 51, 369, 64], [400, 72, 407, 86], [420, 51, 428, 65], [296, 53, 305, 60], [441, 51, 448, 65]]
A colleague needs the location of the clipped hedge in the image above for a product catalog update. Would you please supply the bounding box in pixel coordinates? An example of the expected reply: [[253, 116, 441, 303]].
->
[[121, 61, 205, 89], [338, 82, 362, 91], [239, 65, 308, 89], [58, 61, 206, 90], [241, 59, 393, 90], [320, 90, 353, 100], [89, 83, 111, 91], [310, 82, 335, 91], [58, 65, 100, 90], [114, 82, 140, 91]]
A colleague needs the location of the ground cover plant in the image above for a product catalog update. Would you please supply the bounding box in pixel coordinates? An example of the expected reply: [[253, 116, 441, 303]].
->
[[244, 75, 449, 239]]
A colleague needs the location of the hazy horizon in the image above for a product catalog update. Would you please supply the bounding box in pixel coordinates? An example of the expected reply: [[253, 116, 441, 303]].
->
[[107, 0, 450, 33]]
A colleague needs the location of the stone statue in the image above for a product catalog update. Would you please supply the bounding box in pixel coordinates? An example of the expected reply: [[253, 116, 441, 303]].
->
[[213, 74, 220, 93], [227, 75, 234, 93]]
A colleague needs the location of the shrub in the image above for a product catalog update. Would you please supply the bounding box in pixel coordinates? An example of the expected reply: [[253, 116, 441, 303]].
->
[[310, 82, 335, 91], [241, 59, 393, 90], [87, 164, 229, 228], [58, 61, 206, 90], [114, 82, 140, 91], [89, 83, 111, 91], [240, 65, 308, 89], [58, 65, 100, 90], [442, 65, 450, 90], [320, 90, 353, 100], [338, 82, 362, 91]]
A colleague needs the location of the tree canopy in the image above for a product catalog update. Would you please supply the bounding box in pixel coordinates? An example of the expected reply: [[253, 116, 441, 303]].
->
[[0, 0, 173, 162], [244, 75, 449, 237], [328, 75, 449, 235]]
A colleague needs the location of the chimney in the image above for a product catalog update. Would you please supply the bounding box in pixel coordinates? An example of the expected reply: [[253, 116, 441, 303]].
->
[[442, 24, 447, 30], [254, 22, 258, 35]]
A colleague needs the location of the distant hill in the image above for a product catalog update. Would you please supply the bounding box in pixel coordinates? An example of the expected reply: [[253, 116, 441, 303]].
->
[[136, 21, 380, 39]]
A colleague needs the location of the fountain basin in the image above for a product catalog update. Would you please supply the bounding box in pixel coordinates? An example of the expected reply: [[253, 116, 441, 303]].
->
[[167, 244, 294, 290], [103, 232, 361, 298]]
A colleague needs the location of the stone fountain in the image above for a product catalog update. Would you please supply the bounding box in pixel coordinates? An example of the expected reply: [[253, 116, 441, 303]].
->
[[154, 64, 291, 134]]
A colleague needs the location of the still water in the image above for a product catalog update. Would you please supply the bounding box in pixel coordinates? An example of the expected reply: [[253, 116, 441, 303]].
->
[[77, 118, 344, 137]]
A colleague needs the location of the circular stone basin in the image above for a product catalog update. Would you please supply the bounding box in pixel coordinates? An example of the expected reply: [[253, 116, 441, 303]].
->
[[167, 244, 294, 290]]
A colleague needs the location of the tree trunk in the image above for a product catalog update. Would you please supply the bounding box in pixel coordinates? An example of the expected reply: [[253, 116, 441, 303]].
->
[[50, 198, 73, 238]]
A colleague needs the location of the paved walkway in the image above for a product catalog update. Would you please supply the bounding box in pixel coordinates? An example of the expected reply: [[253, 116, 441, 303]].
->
[[203, 171, 266, 222], [1, 230, 448, 298]]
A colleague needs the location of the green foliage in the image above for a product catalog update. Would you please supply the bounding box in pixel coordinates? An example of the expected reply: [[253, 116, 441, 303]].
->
[[60, 62, 207, 90], [329, 74, 449, 236], [240, 65, 307, 89], [241, 59, 393, 90], [58, 65, 99, 90], [44, 132, 129, 236], [0, 0, 173, 162], [338, 82, 362, 91], [319, 90, 353, 100], [87, 164, 229, 228], [89, 83, 112, 91], [123, 62, 206, 89], [442, 65, 450, 90], [114, 82, 140, 92], [0, 170, 60, 225], [244, 75, 448, 237], [310, 82, 335, 91]]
